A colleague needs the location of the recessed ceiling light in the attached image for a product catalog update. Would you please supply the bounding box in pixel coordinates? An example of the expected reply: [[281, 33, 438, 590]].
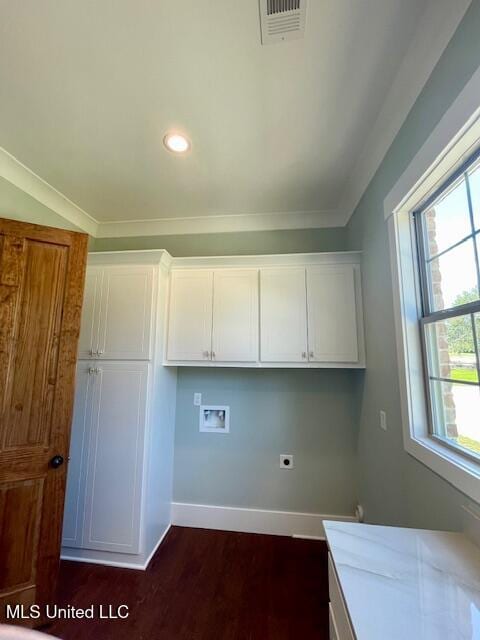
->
[[163, 132, 190, 154]]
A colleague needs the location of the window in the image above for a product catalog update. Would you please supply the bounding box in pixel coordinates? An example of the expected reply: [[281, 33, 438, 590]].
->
[[414, 152, 480, 462], [386, 69, 480, 502]]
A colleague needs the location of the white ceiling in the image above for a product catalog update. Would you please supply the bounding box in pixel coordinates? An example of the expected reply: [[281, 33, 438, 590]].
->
[[0, 0, 471, 236]]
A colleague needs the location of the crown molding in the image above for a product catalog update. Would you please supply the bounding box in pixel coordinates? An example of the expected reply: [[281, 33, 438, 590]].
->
[[94, 209, 345, 238], [0, 147, 347, 236], [170, 250, 362, 270], [339, 0, 472, 226], [87, 248, 173, 268], [0, 146, 98, 236]]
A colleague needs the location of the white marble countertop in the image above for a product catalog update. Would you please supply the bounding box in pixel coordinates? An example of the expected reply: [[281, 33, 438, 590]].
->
[[324, 521, 480, 640]]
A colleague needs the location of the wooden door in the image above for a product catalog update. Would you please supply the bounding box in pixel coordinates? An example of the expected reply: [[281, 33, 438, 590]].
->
[[212, 269, 259, 362], [96, 265, 154, 360], [260, 267, 308, 363], [166, 270, 214, 362], [77, 266, 103, 359], [0, 218, 87, 618], [306, 265, 359, 363], [81, 361, 148, 554]]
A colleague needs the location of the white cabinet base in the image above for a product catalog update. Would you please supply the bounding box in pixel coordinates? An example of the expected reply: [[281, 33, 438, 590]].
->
[[62, 523, 171, 570], [328, 553, 355, 640], [329, 603, 340, 640]]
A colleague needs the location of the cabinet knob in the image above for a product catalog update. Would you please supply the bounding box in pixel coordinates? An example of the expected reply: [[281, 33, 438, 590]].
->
[[309, 351, 314, 359], [203, 350, 210, 358], [97, 350, 104, 356], [301, 352, 307, 359], [88, 367, 95, 375], [211, 351, 216, 360]]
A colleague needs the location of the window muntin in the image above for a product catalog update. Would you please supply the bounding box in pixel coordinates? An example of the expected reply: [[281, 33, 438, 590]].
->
[[425, 239, 478, 311], [468, 162, 480, 231], [415, 154, 480, 460]]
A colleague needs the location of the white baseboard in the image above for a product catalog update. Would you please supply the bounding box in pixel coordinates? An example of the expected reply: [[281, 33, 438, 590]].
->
[[60, 553, 148, 571], [61, 524, 172, 571], [143, 523, 172, 568], [171, 502, 357, 539]]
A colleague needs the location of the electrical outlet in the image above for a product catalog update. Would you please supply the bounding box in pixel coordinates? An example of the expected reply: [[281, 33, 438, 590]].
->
[[280, 454, 294, 469], [193, 393, 202, 406], [380, 410, 387, 431]]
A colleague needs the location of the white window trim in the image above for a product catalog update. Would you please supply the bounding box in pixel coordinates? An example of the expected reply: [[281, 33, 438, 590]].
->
[[386, 62, 480, 503]]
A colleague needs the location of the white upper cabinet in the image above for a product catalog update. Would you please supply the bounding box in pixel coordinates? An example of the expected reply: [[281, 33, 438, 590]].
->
[[78, 264, 154, 360], [97, 265, 153, 360], [306, 265, 359, 363], [212, 269, 259, 362], [166, 270, 214, 362], [164, 253, 365, 368], [78, 267, 103, 359], [260, 268, 308, 362]]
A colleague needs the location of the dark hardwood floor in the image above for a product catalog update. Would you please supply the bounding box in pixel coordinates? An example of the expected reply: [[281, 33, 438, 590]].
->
[[48, 526, 329, 640]]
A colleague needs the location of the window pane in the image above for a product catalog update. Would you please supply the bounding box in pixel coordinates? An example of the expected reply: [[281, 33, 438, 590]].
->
[[423, 177, 471, 258], [425, 315, 478, 383], [468, 163, 480, 231], [476, 312, 480, 361], [429, 379, 480, 457], [427, 239, 479, 311]]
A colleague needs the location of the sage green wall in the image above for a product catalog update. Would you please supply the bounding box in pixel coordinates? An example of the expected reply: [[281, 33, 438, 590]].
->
[[346, 0, 480, 529], [174, 369, 359, 514], [0, 178, 95, 251], [92, 227, 347, 256], [0, 177, 80, 231]]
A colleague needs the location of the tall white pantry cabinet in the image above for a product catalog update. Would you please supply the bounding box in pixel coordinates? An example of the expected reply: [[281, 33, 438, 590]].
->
[[61, 251, 177, 570]]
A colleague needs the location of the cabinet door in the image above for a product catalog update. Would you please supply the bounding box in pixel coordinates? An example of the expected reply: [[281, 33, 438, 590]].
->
[[212, 269, 259, 362], [82, 361, 148, 554], [78, 266, 103, 359], [166, 270, 213, 362], [97, 265, 154, 360], [260, 268, 308, 362], [306, 265, 358, 362], [62, 362, 93, 548]]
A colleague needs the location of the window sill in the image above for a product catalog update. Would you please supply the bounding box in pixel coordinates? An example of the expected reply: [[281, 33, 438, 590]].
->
[[405, 432, 480, 503]]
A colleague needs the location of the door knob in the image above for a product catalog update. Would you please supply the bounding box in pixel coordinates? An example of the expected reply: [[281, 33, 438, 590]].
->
[[50, 455, 64, 469]]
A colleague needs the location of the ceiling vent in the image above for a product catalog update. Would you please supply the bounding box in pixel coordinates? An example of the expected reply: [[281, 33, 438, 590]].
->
[[259, 0, 307, 45]]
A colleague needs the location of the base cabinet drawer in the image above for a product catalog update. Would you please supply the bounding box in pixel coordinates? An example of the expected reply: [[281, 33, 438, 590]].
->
[[328, 553, 355, 640]]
